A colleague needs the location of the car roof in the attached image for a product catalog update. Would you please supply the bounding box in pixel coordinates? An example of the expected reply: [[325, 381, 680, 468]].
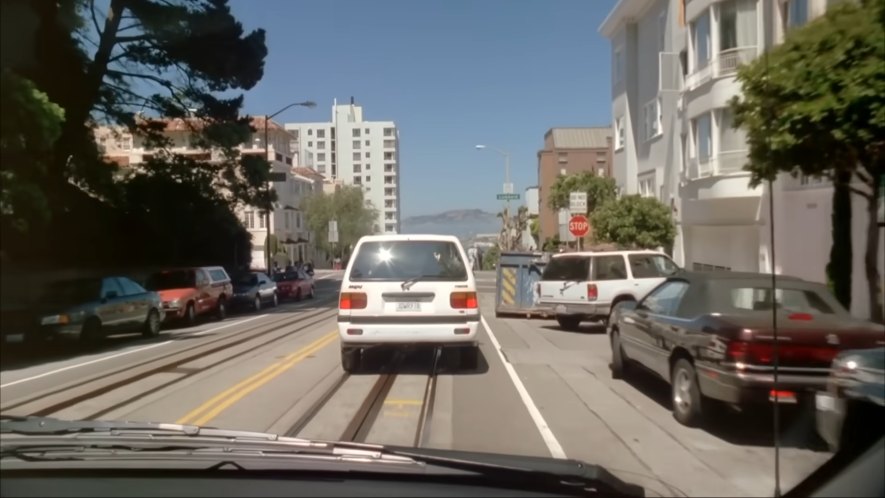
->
[[551, 249, 663, 257], [668, 270, 805, 284], [357, 234, 462, 243]]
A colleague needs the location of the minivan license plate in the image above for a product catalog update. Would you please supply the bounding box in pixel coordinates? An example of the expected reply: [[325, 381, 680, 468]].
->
[[396, 302, 421, 312]]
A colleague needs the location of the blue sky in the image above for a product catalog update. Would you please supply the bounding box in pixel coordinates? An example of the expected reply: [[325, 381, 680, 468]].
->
[[230, 0, 617, 217]]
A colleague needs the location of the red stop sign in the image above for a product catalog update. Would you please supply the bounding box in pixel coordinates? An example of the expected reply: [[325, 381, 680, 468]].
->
[[569, 215, 590, 237]]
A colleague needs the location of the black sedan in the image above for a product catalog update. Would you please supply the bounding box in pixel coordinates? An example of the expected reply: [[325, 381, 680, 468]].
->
[[608, 271, 885, 427]]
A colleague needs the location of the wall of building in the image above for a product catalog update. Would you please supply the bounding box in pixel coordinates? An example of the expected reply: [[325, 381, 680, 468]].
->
[[538, 147, 611, 242]]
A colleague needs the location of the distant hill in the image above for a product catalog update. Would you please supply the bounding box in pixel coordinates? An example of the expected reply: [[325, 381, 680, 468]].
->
[[401, 209, 499, 243]]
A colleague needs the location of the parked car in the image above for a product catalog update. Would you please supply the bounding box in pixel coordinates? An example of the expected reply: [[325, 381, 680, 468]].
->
[[816, 347, 885, 453], [26, 276, 164, 344], [230, 271, 278, 310], [338, 234, 479, 373], [537, 250, 679, 330], [273, 268, 315, 301], [607, 271, 885, 427], [144, 267, 232, 324]]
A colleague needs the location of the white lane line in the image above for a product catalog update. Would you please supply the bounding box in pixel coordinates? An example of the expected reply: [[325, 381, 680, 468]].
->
[[191, 313, 267, 336], [480, 315, 567, 459], [1, 314, 272, 388]]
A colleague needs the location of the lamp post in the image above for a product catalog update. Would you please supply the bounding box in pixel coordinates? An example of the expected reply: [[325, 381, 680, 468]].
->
[[263, 101, 316, 275], [475, 144, 512, 249]]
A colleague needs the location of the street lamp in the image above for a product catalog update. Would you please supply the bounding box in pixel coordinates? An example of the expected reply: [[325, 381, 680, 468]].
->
[[476, 144, 514, 250], [263, 100, 316, 275]]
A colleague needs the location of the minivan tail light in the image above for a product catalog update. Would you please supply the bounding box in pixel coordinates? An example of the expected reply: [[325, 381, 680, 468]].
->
[[450, 292, 478, 309], [587, 284, 598, 301], [339, 292, 367, 310]]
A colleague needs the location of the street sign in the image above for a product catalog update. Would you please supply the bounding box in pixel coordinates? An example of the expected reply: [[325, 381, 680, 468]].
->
[[569, 191, 587, 214], [497, 193, 520, 201], [328, 230, 339, 244], [568, 214, 590, 238], [503, 182, 514, 194]]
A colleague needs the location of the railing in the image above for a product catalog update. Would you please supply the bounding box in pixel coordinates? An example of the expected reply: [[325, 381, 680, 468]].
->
[[686, 149, 749, 180], [684, 46, 757, 91]]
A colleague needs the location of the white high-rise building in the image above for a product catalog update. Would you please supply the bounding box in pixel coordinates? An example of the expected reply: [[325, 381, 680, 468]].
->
[[285, 99, 401, 234]]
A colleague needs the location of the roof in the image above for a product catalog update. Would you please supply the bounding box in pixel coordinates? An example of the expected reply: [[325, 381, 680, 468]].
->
[[599, 0, 656, 38], [136, 116, 289, 133], [548, 128, 612, 149], [293, 167, 324, 180], [669, 271, 805, 283], [356, 234, 461, 243]]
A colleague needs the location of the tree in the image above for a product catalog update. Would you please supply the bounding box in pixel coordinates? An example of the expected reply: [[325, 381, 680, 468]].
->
[[302, 187, 377, 259], [591, 195, 675, 250], [827, 170, 853, 309], [547, 172, 617, 214], [729, 0, 884, 322]]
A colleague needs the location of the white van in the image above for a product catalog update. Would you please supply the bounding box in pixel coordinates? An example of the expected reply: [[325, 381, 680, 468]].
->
[[338, 234, 480, 372]]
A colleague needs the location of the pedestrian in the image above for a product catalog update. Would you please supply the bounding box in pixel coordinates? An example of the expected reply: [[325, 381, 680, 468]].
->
[[476, 246, 483, 270]]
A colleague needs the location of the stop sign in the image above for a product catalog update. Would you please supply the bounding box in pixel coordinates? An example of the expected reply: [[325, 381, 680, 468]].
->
[[568, 214, 590, 238]]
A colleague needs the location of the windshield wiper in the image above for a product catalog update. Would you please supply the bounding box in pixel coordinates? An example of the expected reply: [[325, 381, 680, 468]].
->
[[401, 275, 427, 291]]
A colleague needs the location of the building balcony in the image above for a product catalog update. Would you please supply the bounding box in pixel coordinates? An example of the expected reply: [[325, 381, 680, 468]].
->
[[685, 46, 757, 92], [686, 150, 748, 180]]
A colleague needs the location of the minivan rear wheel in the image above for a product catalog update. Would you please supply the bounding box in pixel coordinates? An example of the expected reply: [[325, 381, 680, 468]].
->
[[341, 347, 361, 373]]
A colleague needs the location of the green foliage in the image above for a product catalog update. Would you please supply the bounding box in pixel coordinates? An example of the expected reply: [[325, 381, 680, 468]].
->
[[481, 245, 500, 271], [529, 217, 540, 240], [542, 235, 561, 252], [303, 187, 377, 257], [730, 0, 884, 187], [547, 172, 618, 214], [0, 70, 65, 233], [827, 172, 852, 309], [591, 195, 675, 250]]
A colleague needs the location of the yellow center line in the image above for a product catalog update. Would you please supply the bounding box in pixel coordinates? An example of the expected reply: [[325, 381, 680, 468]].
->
[[177, 330, 338, 425], [383, 399, 423, 406]]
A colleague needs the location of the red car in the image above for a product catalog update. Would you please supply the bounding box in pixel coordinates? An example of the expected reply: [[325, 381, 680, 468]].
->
[[273, 269, 315, 301]]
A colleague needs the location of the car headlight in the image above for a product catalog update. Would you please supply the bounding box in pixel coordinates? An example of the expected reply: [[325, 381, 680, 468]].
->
[[41, 312, 82, 325], [165, 299, 181, 307]]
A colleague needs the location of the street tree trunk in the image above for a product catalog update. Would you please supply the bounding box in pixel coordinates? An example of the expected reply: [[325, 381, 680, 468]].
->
[[863, 183, 883, 323], [827, 171, 852, 309]]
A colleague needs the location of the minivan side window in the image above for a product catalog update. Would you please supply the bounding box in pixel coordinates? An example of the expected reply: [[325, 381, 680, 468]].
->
[[593, 255, 628, 280], [542, 257, 590, 281], [209, 269, 228, 282], [628, 254, 679, 278], [195, 270, 209, 287]]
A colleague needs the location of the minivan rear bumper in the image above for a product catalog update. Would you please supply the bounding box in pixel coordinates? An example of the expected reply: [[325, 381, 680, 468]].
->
[[337, 315, 479, 346]]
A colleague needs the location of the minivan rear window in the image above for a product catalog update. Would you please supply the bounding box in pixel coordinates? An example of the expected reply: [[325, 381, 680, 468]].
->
[[542, 257, 590, 281], [349, 241, 468, 281]]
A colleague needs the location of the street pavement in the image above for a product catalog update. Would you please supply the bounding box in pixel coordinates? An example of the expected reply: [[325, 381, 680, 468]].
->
[[0, 270, 831, 497]]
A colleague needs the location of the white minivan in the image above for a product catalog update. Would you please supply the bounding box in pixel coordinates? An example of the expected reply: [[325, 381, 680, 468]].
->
[[337, 234, 480, 372]]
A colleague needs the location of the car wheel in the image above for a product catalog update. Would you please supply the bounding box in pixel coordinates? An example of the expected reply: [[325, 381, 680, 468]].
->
[[216, 298, 227, 320], [608, 299, 634, 325], [253, 295, 262, 311], [79, 318, 103, 345], [671, 358, 703, 426], [610, 330, 629, 379], [556, 316, 581, 331], [341, 347, 361, 373], [271, 293, 278, 307], [459, 346, 479, 371], [295, 289, 302, 301], [185, 302, 197, 325], [142, 308, 161, 338]]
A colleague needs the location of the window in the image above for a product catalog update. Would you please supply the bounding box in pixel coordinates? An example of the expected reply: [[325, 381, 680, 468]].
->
[[317, 153, 326, 162], [692, 11, 711, 70], [643, 99, 661, 140], [118, 277, 146, 296], [101, 278, 123, 299], [259, 214, 266, 229], [639, 281, 689, 316], [560, 168, 567, 176], [613, 46, 624, 84], [639, 176, 657, 198], [385, 224, 396, 232], [384, 128, 395, 137], [244, 211, 255, 229], [694, 113, 712, 162], [354, 164, 362, 173], [352, 128, 361, 137], [658, 11, 666, 52], [308, 141, 313, 147], [354, 176, 362, 185], [385, 187, 396, 196], [365, 151, 371, 159], [541, 256, 590, 281], [721, 0, 757, 51], [597, 167, 605, 177], [385, 164, 395, 172], [365, 128, 370, 134], [615, 117, 625, 149], [353, 152, 360, 161], [384, 140, 396, 148], [275, 152, 283, 162], [593, 256, 628, 281], [785, 0, 808, 29], [349, 241, 468, 281], [366, 164, 371, 171], [317, 129, 325, 138], [307, 129, 313, 136], [628, 254, 679, 278], [365, 175, 371, 182], [285, 211, 290, 229], [719, 108, 746, 152], [209, 269, 229, 282], [729, 287, 836, 314], [385, 200, 395, 208], [364, 140, 370, 146], [384, 152, 394, 160], [317, 141, 326, 150], [353, 140, 361, 149], [385, 212, 395, 220], [385, 175, 395, 184]]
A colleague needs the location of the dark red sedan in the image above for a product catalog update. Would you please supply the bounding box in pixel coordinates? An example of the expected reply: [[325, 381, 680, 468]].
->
[[273, 268, 315, 301]]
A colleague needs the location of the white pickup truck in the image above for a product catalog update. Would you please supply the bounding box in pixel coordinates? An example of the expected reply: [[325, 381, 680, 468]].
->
[[536, 250, 679, 330]]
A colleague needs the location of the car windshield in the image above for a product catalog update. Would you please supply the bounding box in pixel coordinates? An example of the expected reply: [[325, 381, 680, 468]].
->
[[273, 272, 299, 282], [234, 274, 258, 287], [349, 241, 468, 281], [729, 287, 838, 315], [44, 278, 101, 304], [145, 270, 196, 290]]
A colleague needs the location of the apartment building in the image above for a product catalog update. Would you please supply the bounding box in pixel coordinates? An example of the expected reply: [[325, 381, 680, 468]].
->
[[95, 117, 324, 270], [600, 0, 883, 319], [284, 99, 401, 234], [536, 127, 613, 243]]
